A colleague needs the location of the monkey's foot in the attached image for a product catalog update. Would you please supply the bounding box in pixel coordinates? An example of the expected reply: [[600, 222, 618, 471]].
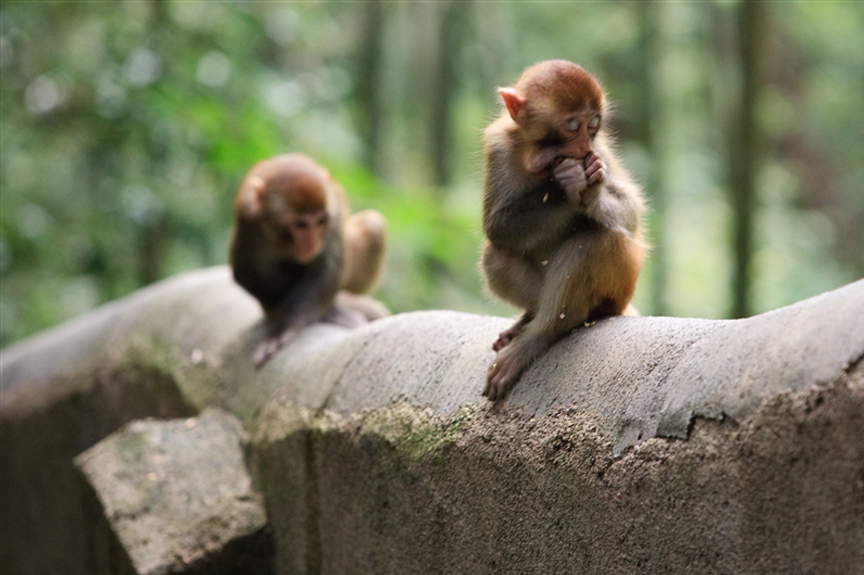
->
[[484, 353, 520, 401], [493, 314, 533, 352], [483, 347, 524, 400], [492, 325, 523, 352], [329, 292, 391, 327], [325, 303, 368, 329], [483, 337, 547, 401]]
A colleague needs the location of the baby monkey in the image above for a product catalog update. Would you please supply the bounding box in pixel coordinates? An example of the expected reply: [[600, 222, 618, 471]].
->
[[230, 154, 388, 366], [481, 60, 646, 400]]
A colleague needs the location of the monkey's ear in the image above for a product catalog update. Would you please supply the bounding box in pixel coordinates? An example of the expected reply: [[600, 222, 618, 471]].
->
[[499, 87, 526, 122], [239, 176, 266, 218]]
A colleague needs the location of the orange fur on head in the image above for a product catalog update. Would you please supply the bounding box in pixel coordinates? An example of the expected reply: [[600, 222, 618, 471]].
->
[[276, 171, 328, 214], [514, 60, 605, 114], [255, 155, 329, 214]]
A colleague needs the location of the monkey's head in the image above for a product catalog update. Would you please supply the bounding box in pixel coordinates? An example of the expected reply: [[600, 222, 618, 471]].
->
[[498, 60, 606, 174], [237, 155, 334, 264]]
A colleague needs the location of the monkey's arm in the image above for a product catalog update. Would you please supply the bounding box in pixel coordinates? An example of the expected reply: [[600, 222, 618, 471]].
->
[[585, 180, 643, 238], [230, 223, 290, 309], [265, 254, 342, 335], [325, 291, 390, 329], [483, 146, 578, 253], [252, 262, 341, 368]]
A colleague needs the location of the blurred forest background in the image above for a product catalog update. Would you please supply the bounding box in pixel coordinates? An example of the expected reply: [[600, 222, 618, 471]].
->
[[1, 1, 862, 347]]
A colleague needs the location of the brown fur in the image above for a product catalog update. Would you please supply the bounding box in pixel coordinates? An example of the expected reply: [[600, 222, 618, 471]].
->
[[515, 60, 605, 120], [229, 153, 388, 367], [481, 60, 646, 400]]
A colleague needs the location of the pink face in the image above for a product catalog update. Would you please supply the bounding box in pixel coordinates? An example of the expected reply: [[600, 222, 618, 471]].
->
[[560, 111, 601, 158], [525, 110, 602, 174], [272, 210, 330, 263]]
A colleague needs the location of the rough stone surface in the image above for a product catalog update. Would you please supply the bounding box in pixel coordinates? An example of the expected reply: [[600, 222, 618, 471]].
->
[[256, 369, 864, 574], [75, 409, 270, 575], [2, 266, 863, 575]]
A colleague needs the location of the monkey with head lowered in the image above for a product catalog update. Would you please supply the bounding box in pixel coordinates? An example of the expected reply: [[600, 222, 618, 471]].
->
[[480, 60, 646, 400], [230, 154, 388, 367]]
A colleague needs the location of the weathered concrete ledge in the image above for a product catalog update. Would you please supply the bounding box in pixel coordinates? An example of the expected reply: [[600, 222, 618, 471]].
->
[[75, 409, 272, 575], [2, 266, 863, 574]]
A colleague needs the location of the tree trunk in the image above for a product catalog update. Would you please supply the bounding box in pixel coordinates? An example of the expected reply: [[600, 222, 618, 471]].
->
[[429, 1, 468, 190], [728, 0, 765, 318], [639, 2, 671, 316], [356, 0, 385, 177]]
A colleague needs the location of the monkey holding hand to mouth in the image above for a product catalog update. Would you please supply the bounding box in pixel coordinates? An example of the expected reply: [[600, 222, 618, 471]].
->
[[480, 60, 646, 400]]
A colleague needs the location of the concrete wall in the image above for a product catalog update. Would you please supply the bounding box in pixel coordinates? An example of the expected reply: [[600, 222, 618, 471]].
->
[[2, 266, 863, 574]]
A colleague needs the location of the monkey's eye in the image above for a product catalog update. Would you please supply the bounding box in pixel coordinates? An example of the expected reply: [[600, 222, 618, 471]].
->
[[317, 214, 329, 227], [565, 118, 580, 132], [587, 116, 600, 129], [293, 220, 310, 230]]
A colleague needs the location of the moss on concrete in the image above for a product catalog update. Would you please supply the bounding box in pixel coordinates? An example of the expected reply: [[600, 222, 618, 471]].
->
[[356, 403, 478, 462]]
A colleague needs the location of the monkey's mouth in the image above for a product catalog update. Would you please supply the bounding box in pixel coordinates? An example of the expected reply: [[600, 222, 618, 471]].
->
[[293, 243, 321, 264], [527, 147, 561, 173]]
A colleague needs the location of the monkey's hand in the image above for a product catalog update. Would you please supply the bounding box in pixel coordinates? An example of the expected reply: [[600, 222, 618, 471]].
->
[[582, 151, 606, 193], [253, 337, 281, 368], [253, 329, 297, 368], [553, 158, 588, 201], [553, 154, 605, 206]]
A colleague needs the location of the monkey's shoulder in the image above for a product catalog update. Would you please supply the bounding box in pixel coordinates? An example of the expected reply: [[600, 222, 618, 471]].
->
[[482, 114, 518, 146]]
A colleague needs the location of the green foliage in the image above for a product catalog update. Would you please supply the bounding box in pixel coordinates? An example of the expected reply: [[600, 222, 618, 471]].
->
[[1, 2, 862, 346]]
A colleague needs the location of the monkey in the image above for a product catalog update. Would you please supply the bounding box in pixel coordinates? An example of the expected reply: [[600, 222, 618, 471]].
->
[[480, 59, 646, 400], [229, 153, 388, 367]]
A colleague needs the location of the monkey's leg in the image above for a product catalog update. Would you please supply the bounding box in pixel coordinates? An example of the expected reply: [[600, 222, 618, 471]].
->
[[257, 293, 385, 367], [485, 230, 640, 400], [481, 241, 543, 309], [481, 241, 544, 351], [326, 291, 391, 328], [342, 210, 386, 294]]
